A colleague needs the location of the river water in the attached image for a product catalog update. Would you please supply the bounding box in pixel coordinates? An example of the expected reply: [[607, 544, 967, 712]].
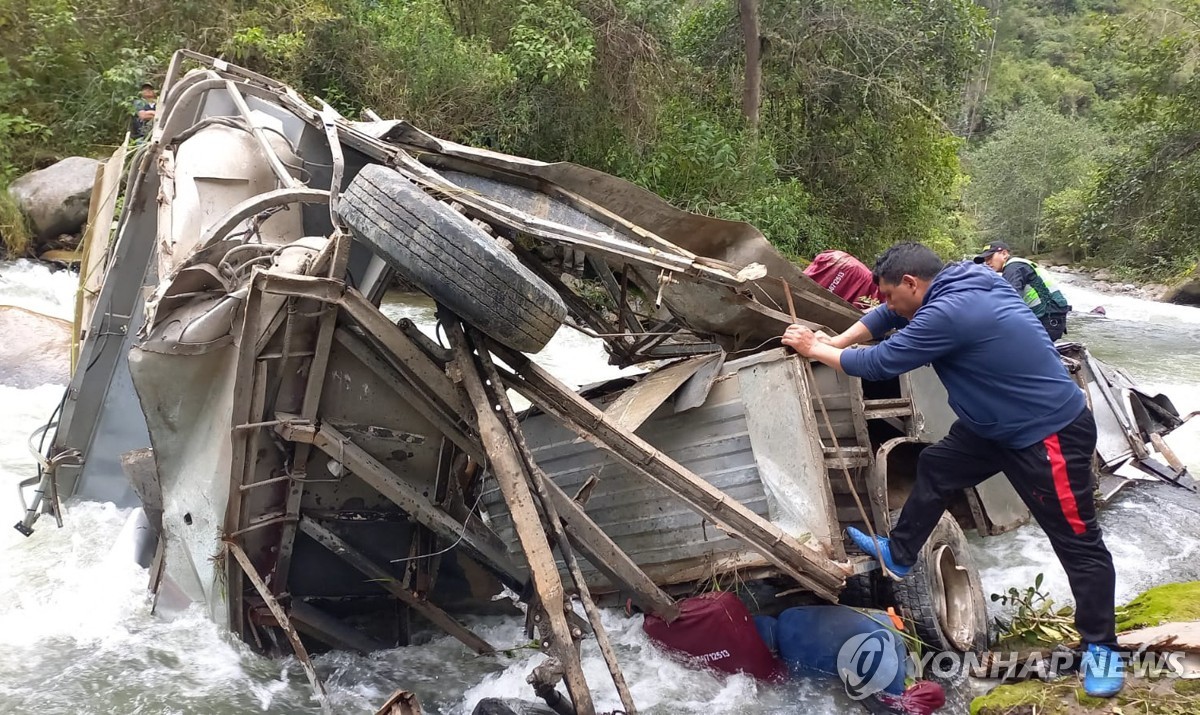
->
[[0, 260, 1197, 714]]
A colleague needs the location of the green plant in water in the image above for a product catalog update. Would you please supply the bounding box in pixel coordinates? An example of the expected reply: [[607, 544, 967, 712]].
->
[[990, 573, 1079, 646]]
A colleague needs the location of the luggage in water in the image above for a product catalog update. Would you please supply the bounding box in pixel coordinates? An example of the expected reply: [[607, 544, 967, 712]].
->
[[775, 605, 908, 696], [642, 591, 785, 681]]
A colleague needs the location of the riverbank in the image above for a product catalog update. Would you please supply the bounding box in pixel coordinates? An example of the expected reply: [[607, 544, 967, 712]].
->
[[1041, 262, 1173, 303], [971, 582, 1200, 714]]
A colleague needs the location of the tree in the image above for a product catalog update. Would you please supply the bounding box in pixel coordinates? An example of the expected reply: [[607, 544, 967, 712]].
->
[[964, 102, 1101, 254], [739, 0, 761, 128]]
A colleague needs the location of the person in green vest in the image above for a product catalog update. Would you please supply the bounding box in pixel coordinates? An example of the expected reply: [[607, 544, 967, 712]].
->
[[974, 241, 1071, 340], [130, 82, 157, 143]]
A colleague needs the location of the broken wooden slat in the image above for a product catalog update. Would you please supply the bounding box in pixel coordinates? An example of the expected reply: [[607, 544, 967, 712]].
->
[[226, 540, 332, 715], [297, 516, 494, 655], [470, 327, 638, 715], [277, 419, 526, 584], [375, 689, 423, 715], [489, 341, 846, 599], [447, 322, 595, 715]]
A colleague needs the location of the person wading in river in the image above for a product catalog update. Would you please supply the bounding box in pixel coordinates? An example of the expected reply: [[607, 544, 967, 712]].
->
[[780, 242, 1124, 698], [975, 241, 1071, 341]]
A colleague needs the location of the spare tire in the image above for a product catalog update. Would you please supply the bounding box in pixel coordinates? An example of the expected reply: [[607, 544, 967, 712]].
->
[[338, 164, 566, 353], [888, 512, 989, 653]]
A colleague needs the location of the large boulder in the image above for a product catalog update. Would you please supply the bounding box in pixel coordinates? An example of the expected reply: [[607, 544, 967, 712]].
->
[[0, 306, 71, 388], [1162, 264, 1200, 306], [7, 156, 100, 244]]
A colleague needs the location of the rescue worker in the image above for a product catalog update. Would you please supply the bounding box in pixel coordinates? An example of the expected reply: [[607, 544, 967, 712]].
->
[[131, 82, 157, 143], [780, 242, 1124, 698], [974, 241, 1070, 340]]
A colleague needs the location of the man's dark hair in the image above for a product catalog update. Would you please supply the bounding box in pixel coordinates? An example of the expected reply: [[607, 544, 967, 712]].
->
[[872, 242, 945, 285]]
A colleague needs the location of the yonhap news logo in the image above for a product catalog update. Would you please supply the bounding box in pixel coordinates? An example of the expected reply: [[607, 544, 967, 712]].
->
[[836, 629, 903, 700], [837, 631, 1200, 694]]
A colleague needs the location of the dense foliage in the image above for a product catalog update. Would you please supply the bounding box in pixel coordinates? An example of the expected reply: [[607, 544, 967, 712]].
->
[[3, 0, 1198, 279], [0, 0, 986, 261], [963, 0, 1200, 279]]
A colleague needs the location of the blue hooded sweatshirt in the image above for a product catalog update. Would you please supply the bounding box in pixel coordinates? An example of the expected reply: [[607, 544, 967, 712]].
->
[[839, 261, 1085, 449]]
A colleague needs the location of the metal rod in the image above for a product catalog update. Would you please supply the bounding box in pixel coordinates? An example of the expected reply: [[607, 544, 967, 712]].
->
[[223, 79, 299, 188]]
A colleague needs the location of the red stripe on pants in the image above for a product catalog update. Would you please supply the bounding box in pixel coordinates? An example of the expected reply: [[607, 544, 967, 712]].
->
[[1045, 433, 1086, 535]]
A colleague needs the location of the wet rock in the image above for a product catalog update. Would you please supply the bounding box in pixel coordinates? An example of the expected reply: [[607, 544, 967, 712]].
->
[[1143, 283, 1169, 299], [1163, 264, 1200, 306], [1093, 269, 1114, 282], [0, 306, 71, 388], [7, 157, 100, 244]]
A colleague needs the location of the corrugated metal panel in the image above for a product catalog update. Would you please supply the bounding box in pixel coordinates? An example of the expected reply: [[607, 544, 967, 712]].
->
[[480, 376, 769, 579]]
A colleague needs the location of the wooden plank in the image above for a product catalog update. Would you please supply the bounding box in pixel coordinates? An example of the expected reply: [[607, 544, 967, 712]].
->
[[297, 517, 494, 654], [277, 420, 526, 584], [471, 328, 637, 714], [447, 324, 595, 715], [226, 541, 332, 715], [489, 341, 846, 599], [224, 280, 270, 643]]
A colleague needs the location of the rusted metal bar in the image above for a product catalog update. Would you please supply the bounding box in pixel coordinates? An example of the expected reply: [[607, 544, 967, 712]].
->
[[589, 256, 644, 339], [272, 292, 339, 595], [224, 80, 300, 189], [489, 341, 846, 600], [469, 328, 638, 714], [445, 321, 595, 715], [226, 540, 332, 715], [263, 280, 674, 615], [297, 517, 494, 654], [277, 419, 525, 584], [224, 281, 270, 642]]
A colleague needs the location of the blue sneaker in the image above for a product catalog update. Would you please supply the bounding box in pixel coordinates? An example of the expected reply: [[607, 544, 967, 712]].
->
[[845, 527, 911, 579], [1081, 643, 1124, 698]]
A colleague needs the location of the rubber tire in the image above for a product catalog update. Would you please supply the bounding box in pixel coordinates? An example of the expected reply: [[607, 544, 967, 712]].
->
[[338, 164, 567, 354], [888, 512, 989, 654], [840, 572, 882, 608]]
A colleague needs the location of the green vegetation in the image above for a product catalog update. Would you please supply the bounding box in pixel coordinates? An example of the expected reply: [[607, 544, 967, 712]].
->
[[991, 573, 1081, 646], [0, 188, 31, 256], [971, 677, 1200, 714], [2, 1, 1199, 277], [964, 0, 1200, 279], [0, 0, 987, 260], [1116, 581, 1200, 632]]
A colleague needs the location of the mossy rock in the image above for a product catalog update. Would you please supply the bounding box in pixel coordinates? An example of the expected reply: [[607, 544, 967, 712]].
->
[[1117, 582, 1200, 632], [971, 676, 1200, 714], [970, 680, 1075, 714]]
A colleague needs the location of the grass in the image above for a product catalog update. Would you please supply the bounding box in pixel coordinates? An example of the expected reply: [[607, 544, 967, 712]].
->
[[0, 185, 32, 257], [1116, 582, 1200, 633]]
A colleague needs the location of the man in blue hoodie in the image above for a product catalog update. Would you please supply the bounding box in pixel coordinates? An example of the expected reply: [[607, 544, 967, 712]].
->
[[781, 243, 1123, 697]]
